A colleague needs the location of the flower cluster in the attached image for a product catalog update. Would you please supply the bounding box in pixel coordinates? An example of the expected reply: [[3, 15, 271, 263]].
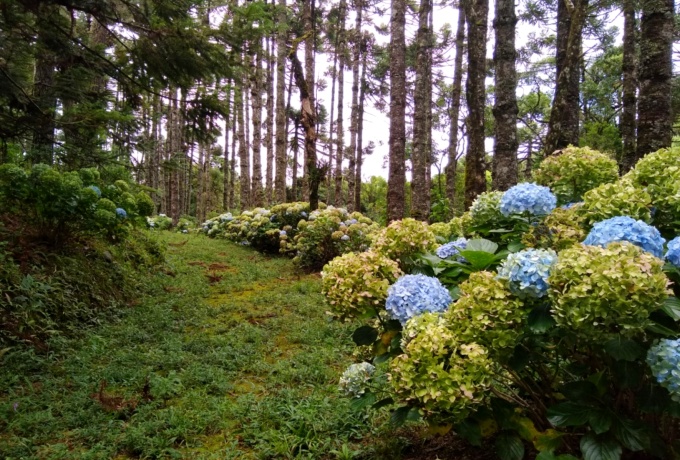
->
[[88, 185, 102, 197], [435, 237, 468, 260], [322, 251, 403, 319], [467, 191, 507, 231], [429, 222, 453, 240], [533, 146, 619, 204], [115, 208, 128, 219], [578, 182, 652, 226], [583, 216, 665, 258], [338, 362, 376, 397], [500, 183, 557, 217], [385, 274, 452, 325], [647, 339, 680, 402], [549, 242, 669, 336], [371, 218, 438, 269], [521, 206, 585, 251], [496, 248, 557, 299], [666, 236, 680, 267]]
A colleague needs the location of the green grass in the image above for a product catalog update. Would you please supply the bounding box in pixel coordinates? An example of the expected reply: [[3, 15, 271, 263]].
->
[[0, 233, 406, 459]]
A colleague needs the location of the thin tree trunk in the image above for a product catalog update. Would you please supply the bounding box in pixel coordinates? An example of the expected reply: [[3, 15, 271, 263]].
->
[[237, 85, 250, 210], [31, 53, 57, 165], [334, 0, 348, 206], [198, 143, 205, 222], [544, 0, 587, 155], [170, 91, 181, 223], [223, 79, 232, 210], [251, 50, 265, 207], [491, 0, 519, 191], [230, 98, 238, 211], [354, 37, 368, 213], [387, 0, 407, 221], [265, 36, 275, 204], [326, 38, 339, 204], [347, 0, 363, 212], [621, 0, 637, 171], [637, 0, 673, 157], [411, 0, 433, 221], [275, 0, 288, 203], [464, 0, 489, 209], [446, 8, 466, 217], [301, 0, 316, 202]]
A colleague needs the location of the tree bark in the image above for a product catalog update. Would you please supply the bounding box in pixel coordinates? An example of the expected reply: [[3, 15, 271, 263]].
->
[[620, 0, 637, 172], [464, 0, 489, 209], [347, 0, 364, 212], [491, 0, 518, 191], [446, 8, 466, 217], [334, 0, 348, 206], [223, 79, 232, 210], [544, 0, 587, 155], [302, 0, 316, 202], [251, 50, 265, 207], [387, 0, 407, 221], [237, 85, 250, 210], [326, 34, 339, 204], [411, 0, 433, 221], [265, 35, 275, 204], [274, 0, 288, 203], [354, 35, 368, 212], [637, 0, 673, 157]]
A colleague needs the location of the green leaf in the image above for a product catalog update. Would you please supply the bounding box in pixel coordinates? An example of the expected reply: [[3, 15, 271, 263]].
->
[[371, 397, 394, 410], [645, 321, 677, 336], [384, 319, 402, 332], [455, 419, 482, 447], [536, 453, 579, 460], [458, 250, 498, 269], [465, 238, 499, 253], [547, 402, 593, 427], [448, 285, 461, 301], [661, 297, 680, 321], [507, 345, 531, 372], [390, 406, 419, 426], [588, 410, 613, 435], [352, 325, 379, 346], [603, 337, 643, 361], [373, 352, 390, 365], [527, 304, 555, 333], [350, 392, 376, 410], [611, 418, 647, 452], [495, 433, 525, 460], [507, 241, 525, 253], [560, 381, 599, 403], [580, 433, 622, 460]]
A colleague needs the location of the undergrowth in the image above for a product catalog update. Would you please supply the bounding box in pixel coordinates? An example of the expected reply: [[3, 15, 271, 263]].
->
[[0, 233, 408, 459]]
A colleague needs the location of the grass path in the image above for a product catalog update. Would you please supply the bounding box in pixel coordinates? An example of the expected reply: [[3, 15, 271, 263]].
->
[[0, 233, 401, 459]]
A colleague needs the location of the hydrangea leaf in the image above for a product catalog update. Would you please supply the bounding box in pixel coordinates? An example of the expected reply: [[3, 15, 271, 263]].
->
[[528, 304, 555, 333], [352, 325, 379, 346], [465, 238, 499, 253], [495, 433, 525, 460], [580, 434, 622, 460], [603, 337, 644, 362], [547, 402, 594, 427], [661, 296, 680, 321]]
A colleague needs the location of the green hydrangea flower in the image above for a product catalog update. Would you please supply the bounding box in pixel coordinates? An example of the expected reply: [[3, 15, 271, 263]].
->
[[468, 191, 507, 230], [533, 146, 619, 205], [549, 242, 669, 336], [371, 218, 437, 268], [522, 206, 586, 251], [429, 222, 452, 240], [321, 251, 403, 319], [578, 181, 652, 226]]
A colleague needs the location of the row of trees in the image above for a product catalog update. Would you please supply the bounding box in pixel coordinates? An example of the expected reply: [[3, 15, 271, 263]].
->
[[0, 0, 676, 224]]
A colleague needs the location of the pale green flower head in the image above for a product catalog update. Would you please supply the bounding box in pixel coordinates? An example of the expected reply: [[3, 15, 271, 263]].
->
[[578, 181, 652, 226]]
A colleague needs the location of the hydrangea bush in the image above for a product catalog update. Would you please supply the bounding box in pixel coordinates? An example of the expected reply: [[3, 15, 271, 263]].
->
[[385, 274, 452, 324], [521, 206, 586, 251], [647, 339, 680, 402], [578, 181, 652, 226], [499, 182, 557, 217], [371, 218, 437, 269], [583, 216, 665, 258], [496, 248, 557, 299], [533, 146, 619, 205], [338, 362, 376, 398], [435, 237, 468, 260], [666, 237, 680, 267]]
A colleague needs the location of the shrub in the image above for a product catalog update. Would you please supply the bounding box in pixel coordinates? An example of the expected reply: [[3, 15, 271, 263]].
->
[[666, 236, 680, 267], [521, 206, 586, 251], [385, 274, 452, 325], [550, 242, 668, 336], [322, 251, 403, 320], [496, 248, 557, 299], [429, 222, 452, 240], [578, 181, 652, 225], [338, 363, 376, 398], [466, 191, 508, 232], [147, 214, 173, 230], [647, 339, 680, 402], [499, 182, 557, 217], [371, 218, 437, 269], [533, 146, 619, 204], [583, 215, 665, 258]]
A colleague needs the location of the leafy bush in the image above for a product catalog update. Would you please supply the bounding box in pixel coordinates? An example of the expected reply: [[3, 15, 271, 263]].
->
[[321, 251, 403, 320], [370, 218, 437, 269], [429, 222, 452, 240], [466, 191, 508, 233], [147, 214, 173, 230], [578, 181, 652, 225], [521, 206, 586, 251], [533, 146, 619, 204]]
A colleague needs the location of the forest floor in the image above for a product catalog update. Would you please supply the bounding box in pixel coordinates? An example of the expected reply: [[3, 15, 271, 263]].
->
[[0, 233, 496, 459]]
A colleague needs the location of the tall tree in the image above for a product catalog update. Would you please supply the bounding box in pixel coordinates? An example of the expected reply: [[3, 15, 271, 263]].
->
[[347, 0, 364, 212], [386, 0, 407, 221], [620, 0, 637, 171], [354, 34, 369, 213], [237, 84, 250, 210], [445, 8, 466, 215], [223, 80, 232, 210], [334, 0, 348, 206], [265, 34, 275, 203], [544, 0, 588, 155], [464, 0, 489, 208], [274, 0, 288, 203], [636, 0, 673, 157], [250, 50, 265, 207], [491, 0, 518, 190], [411, 0, 434, 221]]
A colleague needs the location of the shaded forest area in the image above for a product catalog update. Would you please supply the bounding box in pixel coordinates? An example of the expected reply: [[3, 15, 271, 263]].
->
[[0, 0, 677, 223]]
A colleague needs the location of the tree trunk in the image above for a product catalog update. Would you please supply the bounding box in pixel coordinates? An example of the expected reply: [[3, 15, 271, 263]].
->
[[302, 0, 316, 202], [265, 36, 275, 204], [387, 0, 407, 221], [446, 8, 466, 217], [347, 0, 363, 212], [544, 0, 587, 155], [223, 80, 232, 210], [620, 0, 637, 171], [230, 96, 238, 211], [251, 50, 265, 207], [334, 0, 348, 206], [637, 0, 673, 157], [198, 143, 206, 222], [274, 0, 288, 203], [491, 0, 519, 191], [411, 0, 433, 221], [237, 85, 250, 210], [464, 0, 489, 209], [327, 36, 339, 205], [354, 37, 368, 213], [31, 52, 57, 165]]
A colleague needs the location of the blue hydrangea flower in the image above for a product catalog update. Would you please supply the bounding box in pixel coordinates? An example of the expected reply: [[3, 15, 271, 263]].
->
[[301, 211, 308, 217], [500, 183, 557, 217], [115, 208, 127, 219], [436, 237, 468, 260], [647, 339, 680, 401], [561, 202, 582, 210], [666, 237, 680, 267], [338, 362, 375, 397], [88, 185, 102, 197], [280, 230, 287, 236], [583, 216, 665, 258], [386, 274, 452, 325], [341, 234, 350, 241], [497, 248, 558, 299]]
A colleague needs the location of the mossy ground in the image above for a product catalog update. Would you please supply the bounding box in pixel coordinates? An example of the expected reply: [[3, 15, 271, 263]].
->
[[0, 233, 415, 459]]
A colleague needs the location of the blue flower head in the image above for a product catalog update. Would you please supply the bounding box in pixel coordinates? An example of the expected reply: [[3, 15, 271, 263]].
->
[[561, 202, 583, 210], [280, 230, 287, 236], [647, 339, 680, 401], [436, 237, 468, 260], [341, 234, 350, 241], [497, 248, 557, 298], [88, 185, 102, 197], [583, 216, 665, 258], [666, 237, 680, 267], [115, 208, 127, 219], [500, 183, 557, 217], [385, 274, 452, 324]]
